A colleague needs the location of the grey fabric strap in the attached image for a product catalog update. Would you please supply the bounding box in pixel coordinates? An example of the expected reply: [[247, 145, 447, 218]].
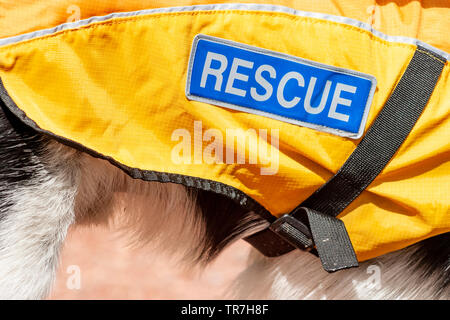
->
[[245, 46, 446, 272]]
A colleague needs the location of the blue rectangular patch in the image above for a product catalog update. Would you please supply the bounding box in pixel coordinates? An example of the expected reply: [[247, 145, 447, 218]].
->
[[186, 35, 376, 139]]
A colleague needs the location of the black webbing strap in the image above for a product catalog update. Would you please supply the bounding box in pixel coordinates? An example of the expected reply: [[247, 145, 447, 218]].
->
[[245, 46, 446, 272]]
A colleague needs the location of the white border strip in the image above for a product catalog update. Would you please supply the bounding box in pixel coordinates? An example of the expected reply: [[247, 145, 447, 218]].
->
[[0, 3, 448, 60], [186, 34, 377, 139]]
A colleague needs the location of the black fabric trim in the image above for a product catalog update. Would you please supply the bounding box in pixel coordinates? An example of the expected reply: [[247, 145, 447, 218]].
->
[[0, 44, 446, 265], [296, 46, 446, 218], [0, 77, 275, 223], [247, 46, 446, 258]]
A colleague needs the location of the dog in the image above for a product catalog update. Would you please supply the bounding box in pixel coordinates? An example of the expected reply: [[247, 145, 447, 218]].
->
[[0, 99, 448, 300]]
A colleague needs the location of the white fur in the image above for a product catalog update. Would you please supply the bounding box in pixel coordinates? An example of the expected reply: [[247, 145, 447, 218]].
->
[[0, 144, 80, 299], [0, 140, 207, 299], [229, 246, 447, 300], [0, 141, 447, 299]]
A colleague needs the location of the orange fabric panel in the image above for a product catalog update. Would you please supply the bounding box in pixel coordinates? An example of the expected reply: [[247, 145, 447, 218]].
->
[[0, 0, 449, 52]]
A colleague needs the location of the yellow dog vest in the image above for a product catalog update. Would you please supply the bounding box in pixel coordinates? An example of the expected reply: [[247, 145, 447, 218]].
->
[[0, 1, 448, 270]]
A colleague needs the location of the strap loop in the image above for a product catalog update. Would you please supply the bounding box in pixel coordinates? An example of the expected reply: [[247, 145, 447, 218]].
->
[[246, 46, 446, 271], [269, 213, 314, 250], [270, 207, 358, 272]]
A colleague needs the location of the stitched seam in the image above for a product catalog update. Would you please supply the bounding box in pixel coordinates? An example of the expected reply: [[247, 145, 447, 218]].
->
[[416, 49, 446, 64], [0, 10, 415, 51]]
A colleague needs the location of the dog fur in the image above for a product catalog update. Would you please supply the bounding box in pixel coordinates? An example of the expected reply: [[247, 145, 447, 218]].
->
[[0, 101, 448, 300]]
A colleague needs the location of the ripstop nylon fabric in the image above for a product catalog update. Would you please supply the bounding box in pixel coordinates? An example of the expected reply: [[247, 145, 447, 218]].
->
[[0, 1, 448, 262], [251, 46, 446, 267], [1, 0, 449, 55]]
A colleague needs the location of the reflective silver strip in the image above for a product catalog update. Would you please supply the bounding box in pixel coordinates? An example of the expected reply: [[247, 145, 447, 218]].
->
[[0, 3, 448, 60]]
